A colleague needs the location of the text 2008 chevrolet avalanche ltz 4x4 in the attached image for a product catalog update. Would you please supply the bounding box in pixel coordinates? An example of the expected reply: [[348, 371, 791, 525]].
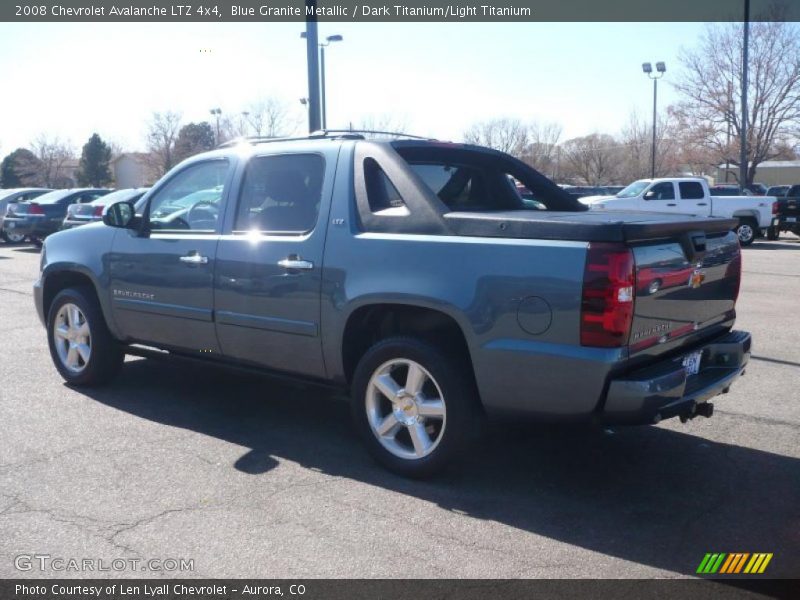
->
[[34, 133, 751, 477]]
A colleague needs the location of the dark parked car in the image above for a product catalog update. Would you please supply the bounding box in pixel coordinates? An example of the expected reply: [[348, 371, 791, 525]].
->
[[709, 184, 744, 196], [771, 184, 800, 239], [749, 183, 768, 196], [3, 188, 111, 243], [766, 185, 790, 198], [62, 188, 149, 230], [563, 185, 614, 200], [34, 134, 750, 476], [0, 188, 52, 243]]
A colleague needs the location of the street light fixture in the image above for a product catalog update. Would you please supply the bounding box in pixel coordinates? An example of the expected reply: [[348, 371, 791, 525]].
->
[[301, 32, 344, 129], [642, 61, 666, 178], [209, 107, 222, 143]]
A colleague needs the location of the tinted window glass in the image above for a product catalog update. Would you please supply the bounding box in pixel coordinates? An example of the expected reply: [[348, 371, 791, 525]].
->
[[364, 158, 408, 215], [410, 163, 490, 210], [679, 182, 705, 200], [647, 182, 675, 200], [148, 160, 230, 231], [235, 154, 324, 234]]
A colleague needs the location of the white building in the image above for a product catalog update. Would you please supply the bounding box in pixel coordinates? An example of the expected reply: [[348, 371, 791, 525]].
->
[[111, 153, 153, 188]]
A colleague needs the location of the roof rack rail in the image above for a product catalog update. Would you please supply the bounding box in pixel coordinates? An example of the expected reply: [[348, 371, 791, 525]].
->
[[314, 129, 437, 140], [216, 131, 366, 149], [215, 129, 435, 149]]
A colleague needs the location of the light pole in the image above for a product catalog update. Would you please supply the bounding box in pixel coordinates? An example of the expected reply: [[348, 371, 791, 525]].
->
[[739, 0, 750, 192], [301, 32, 343, 130], [209, 107, 222, 144], [642, 61, 666, 179]]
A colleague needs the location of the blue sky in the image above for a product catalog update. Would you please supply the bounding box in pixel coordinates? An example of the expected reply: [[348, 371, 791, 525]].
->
[[0, 21, 709, 153]]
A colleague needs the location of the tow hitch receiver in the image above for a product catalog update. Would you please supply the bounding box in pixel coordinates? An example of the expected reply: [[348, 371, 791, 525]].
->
[[680, 402, 714, 423]]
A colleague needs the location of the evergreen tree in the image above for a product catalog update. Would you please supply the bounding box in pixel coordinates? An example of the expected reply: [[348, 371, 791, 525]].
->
[[75, 133, 112, 186], [0, 148, 44, 187], [173, 122, 216, 164]]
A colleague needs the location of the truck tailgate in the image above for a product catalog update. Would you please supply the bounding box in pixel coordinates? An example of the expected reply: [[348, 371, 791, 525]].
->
[[629, 230, 741, 358]]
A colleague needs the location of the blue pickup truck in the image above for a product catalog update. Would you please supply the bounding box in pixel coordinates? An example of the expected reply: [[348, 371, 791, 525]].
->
[[34, 133, 751, 476]]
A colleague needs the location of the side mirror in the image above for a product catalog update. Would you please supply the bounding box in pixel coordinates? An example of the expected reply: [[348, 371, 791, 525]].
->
[[643, 190, 656, 200], [103, 201, 136, 229]]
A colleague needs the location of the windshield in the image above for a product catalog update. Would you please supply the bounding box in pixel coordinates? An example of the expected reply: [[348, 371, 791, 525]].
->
[[26, 189, 75, 204], [616, 180, 650, 198]]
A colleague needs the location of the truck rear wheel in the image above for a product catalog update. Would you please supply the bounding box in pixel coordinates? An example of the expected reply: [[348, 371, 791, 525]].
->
[[47, 287, 124, 386], [735, 219, 757, 246], [351, 337, 478, 477], [1, 230, 25, 244]]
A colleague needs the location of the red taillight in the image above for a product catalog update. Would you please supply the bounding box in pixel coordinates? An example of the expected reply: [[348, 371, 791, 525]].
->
[[28, 203, 44, 215], [580, 243, 636, 348], [93, 205, 105, 217], [772, 201, 778, 215]]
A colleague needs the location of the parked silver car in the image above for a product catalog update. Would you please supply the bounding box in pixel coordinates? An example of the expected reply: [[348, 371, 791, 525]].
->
[[0, 188, 52, 242]]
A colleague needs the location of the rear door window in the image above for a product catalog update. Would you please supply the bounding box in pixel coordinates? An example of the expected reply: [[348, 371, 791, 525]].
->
[[678, 182, 705, 200]]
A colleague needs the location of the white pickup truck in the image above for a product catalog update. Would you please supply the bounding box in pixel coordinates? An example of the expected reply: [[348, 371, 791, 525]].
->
[[581, 177, 777, 245]]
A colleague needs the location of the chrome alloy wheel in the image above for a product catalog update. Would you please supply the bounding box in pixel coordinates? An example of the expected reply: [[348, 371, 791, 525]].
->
[[365, 358, 447, 460], [737, 223, 754, 244], [53, 303, 92, 373], [4, 232, 25, 243]]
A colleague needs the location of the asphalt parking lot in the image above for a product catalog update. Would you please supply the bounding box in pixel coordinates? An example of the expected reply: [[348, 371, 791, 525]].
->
[[0, 237, 798, 580]]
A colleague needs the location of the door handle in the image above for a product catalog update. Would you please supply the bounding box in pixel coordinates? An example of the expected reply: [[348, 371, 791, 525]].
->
[[278, 257, 314, 270], [179, 254, 209, 265], [667, 203, 677, 207], [696, 202, 708, 206]]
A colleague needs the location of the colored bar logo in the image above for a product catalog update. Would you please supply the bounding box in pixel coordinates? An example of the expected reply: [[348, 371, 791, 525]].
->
[[697, 553, 773, 574]]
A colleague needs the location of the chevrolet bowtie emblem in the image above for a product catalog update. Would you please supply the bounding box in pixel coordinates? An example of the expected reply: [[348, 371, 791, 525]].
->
[[689, 269, 706, 289]]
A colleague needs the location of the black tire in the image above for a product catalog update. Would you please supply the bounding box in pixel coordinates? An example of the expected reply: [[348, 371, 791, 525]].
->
[[1, 230, 26, 244], [351, 336, 479, 478], [735, 219, 757, 246], [47, 286, 124, 386], [766, 226, 780, 241]]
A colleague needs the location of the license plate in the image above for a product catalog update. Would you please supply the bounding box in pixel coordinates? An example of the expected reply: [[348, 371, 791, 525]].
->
[[682, 351, 703, 376], [787, 217, 797, 223]]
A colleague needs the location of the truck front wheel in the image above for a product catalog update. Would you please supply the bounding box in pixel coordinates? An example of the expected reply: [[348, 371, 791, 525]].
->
[[47, 286, 124, 386], [351, 337, 478, 477], [735, 219, 758, 246]]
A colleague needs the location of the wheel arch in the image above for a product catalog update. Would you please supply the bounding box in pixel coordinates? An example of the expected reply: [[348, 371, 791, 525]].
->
[[339, 301, 476, 389], [42, 266, 107, 329]]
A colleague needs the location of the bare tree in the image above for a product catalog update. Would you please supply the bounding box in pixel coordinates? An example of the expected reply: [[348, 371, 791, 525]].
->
[[241, 97, 298, 138], [560, 133, 620, 185], [521, 121, 563, 176], [349, 114, 412, 138], [31, 134, 76, 188], [145, 111, 182, 177], [463, 118, 529, 158], [672, 19, 800, 185], [617, 110, 679, 182]]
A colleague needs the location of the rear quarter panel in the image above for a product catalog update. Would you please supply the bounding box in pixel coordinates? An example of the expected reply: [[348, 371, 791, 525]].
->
[[321, 146, 619, 419]]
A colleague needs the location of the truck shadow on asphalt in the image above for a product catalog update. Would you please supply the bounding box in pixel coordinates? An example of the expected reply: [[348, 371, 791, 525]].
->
[[77, 357, 800, 578]]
